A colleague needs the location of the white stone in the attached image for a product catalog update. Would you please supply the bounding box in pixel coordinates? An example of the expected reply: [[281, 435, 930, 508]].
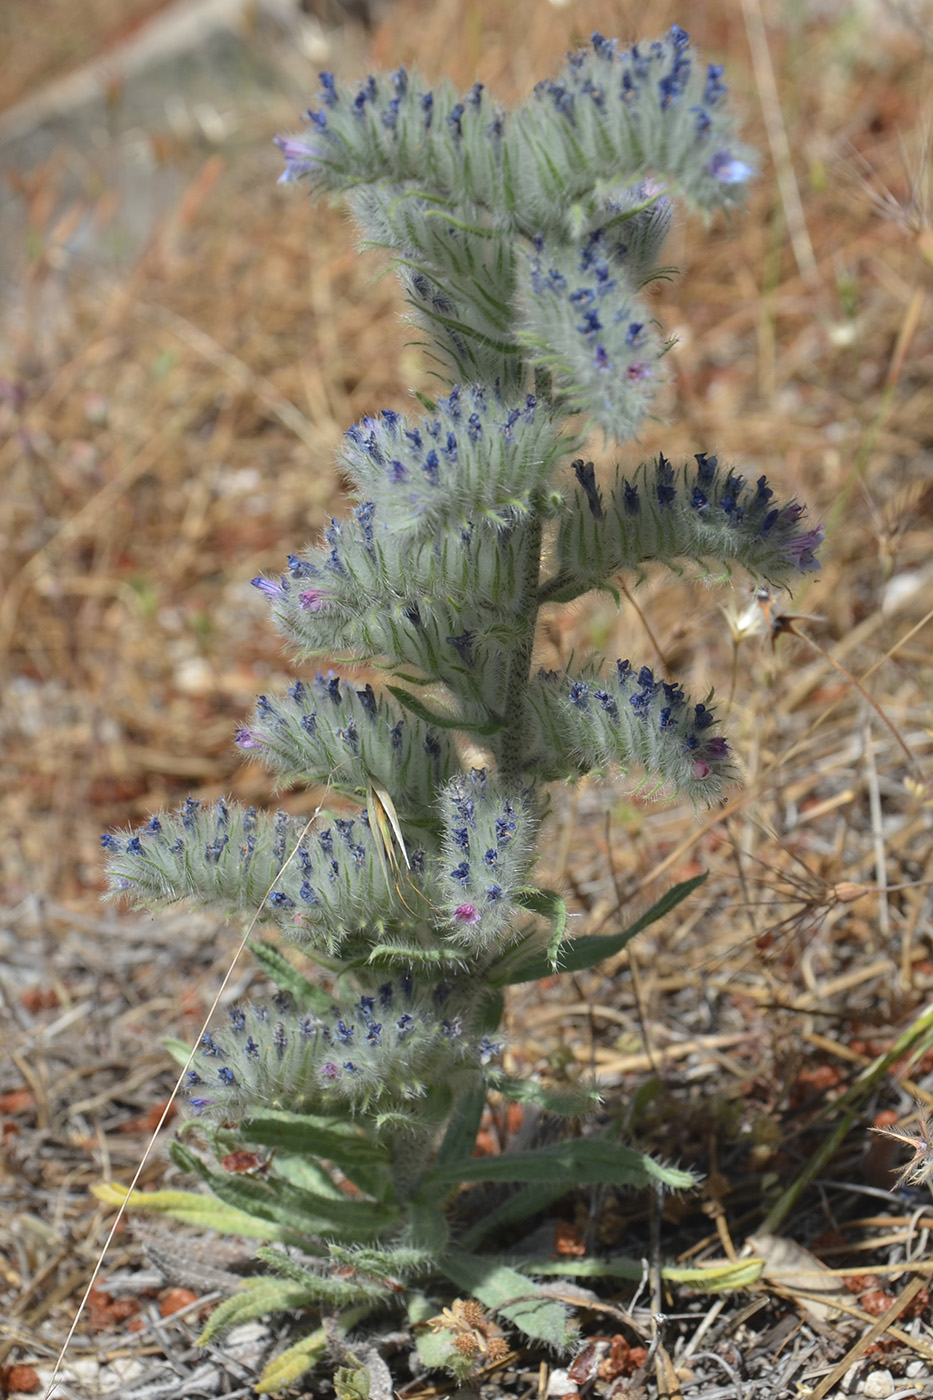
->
[[861, 1369, 894, 1399], [546, 1369, 578, 1397]]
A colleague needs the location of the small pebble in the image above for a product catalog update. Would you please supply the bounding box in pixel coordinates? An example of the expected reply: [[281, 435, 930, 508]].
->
[[861, 1369, 893, 1399]]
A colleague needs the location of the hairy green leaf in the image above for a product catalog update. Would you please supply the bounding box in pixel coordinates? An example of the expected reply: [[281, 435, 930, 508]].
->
[[494, 874, 707, 985], [423, 1137, 697, 1192]]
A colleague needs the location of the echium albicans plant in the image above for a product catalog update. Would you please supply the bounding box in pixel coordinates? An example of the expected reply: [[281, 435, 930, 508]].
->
[[101, 28, 822, 1394]]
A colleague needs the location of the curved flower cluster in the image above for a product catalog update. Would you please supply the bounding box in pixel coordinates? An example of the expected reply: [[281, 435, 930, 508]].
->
[[257, 559, 527, 711], [518, 228, 665, 438], [548, 452, 824, 600], [276, 29, 752, 235], [185, 981, 500, 1122], [340, 386, 570, 538], [519, 27, 754, 218], [436, 770, 538, 954], [346, 184, 524, 390], [523, 661, 736, 801], [101, 798, 422, 952]]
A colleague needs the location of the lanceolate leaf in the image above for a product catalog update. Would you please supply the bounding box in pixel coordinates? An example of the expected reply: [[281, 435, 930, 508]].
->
[[458, 1182, 572, 1251], [255, 1308, 370, 1394], [237, 1109, 393, 1199], [494, 874, 707, 985], [524, 1254, 764, 1290], [386, 683, 503, 735], [255, 1329, 330, 1395], [489, 1074, 599, 1117], [198, 1279, 325, 1343], [514, 886, 568, 971], [432, 1083, 487, 1170], [423, 1138, 697, 1192], [92, 1182, 309, 1244]]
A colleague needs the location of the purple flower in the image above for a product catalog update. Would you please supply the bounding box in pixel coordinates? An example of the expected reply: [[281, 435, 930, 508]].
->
[[275, 131, 331, 185], [252, 577, 284, 599], [454, 904, 481, 924], [784, 524, 825, 572], [235, 728, 264, 750]]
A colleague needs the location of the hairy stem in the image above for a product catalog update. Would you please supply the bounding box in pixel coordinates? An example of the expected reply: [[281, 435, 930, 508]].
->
[[496, 510, 543, 784]]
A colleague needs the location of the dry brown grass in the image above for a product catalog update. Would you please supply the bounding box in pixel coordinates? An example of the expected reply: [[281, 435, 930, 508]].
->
[[2, 0, 933, 1394]]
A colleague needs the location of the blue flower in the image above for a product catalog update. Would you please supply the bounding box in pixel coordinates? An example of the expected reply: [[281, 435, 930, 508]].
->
[[708, 150, 754, 184]]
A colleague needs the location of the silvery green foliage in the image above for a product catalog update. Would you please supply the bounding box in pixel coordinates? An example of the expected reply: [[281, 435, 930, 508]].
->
[[276, 26, 754, 424], [102, 30, 821, 1385]]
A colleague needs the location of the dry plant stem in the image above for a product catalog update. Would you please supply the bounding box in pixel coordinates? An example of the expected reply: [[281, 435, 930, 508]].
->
[[724, 817, 758, 943], [621, 603, 925, 900], [740, 0, 819, 290], [861, 717, 891, 940], [777, 620, 922, 777], [0, 396, 211, 655], [780, 603, 933, 760], [902, 845, 933, 991], [619, 581, 671, 675], [43, 810, 322, 1400], [132, 300, 326, 452], [724, 638, 740, 719], [605, 816, 660, 1081], [828, 284, 926, 526]]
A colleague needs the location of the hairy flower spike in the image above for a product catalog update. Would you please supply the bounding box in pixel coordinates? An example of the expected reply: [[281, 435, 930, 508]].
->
[[437, 772, 538, 952], [523, 660, 736, 802], [547, 453, 822, 604], [276, 29, 751, 231], [338, 388, 572, 539], [185, 982, 497, 1123], [518, 227, 666, 439]]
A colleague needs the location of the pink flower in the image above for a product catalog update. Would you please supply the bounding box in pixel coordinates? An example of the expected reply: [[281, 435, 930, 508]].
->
[[299, 589, 330, 612]]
